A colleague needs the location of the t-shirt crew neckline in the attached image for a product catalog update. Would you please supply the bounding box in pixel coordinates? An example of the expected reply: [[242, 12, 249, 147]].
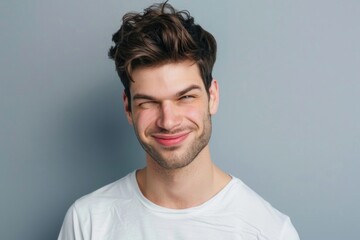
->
[[130, 170, 238, 215]]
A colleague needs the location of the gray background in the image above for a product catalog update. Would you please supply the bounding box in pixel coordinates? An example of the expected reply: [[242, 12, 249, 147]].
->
[[1, 0, 359, 239]]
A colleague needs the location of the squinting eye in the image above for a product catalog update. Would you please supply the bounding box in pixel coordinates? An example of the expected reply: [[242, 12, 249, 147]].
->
[[180, 95, 195, 101], [139, 101, 158, 109]]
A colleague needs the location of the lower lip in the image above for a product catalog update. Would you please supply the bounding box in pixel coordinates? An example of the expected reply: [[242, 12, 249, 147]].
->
[[154, 133, 189, 147]]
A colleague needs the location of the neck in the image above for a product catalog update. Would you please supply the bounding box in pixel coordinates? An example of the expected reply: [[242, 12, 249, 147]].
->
[[136, 147, 231, 209]]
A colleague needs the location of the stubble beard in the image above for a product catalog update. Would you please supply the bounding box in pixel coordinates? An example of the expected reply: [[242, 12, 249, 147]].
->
[[134, 113, 212, 170]]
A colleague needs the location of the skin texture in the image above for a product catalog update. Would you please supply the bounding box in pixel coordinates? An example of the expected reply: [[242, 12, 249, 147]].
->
[[123, 60, 231, 209], [124, 60, 218, 170]]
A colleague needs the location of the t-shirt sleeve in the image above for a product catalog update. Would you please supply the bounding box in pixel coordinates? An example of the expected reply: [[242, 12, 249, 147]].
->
[[279, 217, 300, 240], [57, 204, 84, 240]]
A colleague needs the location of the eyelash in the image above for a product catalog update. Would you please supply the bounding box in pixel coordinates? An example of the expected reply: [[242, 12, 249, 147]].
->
[[137, 95, 196, 108], [138, 101, 157, 108], [179, 95, 195, 100]]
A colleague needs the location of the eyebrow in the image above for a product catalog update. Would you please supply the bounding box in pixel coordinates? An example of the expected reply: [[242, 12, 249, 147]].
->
[[132, 94, 156, 101], [132, 84, 202, 101], [176, 85, 202, 97]]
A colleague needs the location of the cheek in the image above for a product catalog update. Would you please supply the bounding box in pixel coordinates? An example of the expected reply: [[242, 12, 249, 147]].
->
[[184, 105, 206, 123], [133, 110, 158, 132]]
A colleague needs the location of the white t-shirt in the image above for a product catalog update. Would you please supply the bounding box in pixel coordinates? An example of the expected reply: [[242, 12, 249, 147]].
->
[[58, 171, 299, 240]]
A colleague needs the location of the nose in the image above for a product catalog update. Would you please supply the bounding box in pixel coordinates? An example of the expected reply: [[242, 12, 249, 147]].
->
[[156, 101, 182, 131]]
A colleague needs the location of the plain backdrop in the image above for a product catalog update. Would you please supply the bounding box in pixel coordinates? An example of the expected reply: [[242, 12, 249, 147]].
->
[[1, 0, 359, 239]]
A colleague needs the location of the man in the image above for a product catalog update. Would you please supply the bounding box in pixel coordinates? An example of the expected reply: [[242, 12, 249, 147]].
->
[[58, 2, 299, 239]]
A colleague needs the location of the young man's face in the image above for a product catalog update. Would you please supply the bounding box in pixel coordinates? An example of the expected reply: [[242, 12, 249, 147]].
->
[[123, 60, 219, 170]]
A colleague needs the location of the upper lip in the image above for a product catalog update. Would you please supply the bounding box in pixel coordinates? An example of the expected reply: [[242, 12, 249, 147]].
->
[[151, 132, 190, 139]]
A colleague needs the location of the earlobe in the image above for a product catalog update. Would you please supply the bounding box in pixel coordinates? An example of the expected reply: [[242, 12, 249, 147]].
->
[[209, 79, 219, 115], [122, 91, 133, 125]]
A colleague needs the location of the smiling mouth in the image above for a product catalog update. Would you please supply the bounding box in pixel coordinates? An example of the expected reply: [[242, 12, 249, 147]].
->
[[152, 132, 190, 147]]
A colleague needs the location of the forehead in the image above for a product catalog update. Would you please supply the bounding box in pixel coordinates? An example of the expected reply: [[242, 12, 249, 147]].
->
[[130, 60, 205, 97]]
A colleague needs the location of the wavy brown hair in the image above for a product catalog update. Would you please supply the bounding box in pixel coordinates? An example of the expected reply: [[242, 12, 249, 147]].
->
[[108, 2, 217, 110]]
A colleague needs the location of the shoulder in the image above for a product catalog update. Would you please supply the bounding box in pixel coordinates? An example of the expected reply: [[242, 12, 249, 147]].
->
[[58, 172, 137, 240], [224, 177, 300, 240], [72, 171, 136, 215]]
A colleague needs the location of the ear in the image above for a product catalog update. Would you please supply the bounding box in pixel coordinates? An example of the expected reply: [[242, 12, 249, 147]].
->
[[208, 79, 219, 115], [122, 91, 133, 125]]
